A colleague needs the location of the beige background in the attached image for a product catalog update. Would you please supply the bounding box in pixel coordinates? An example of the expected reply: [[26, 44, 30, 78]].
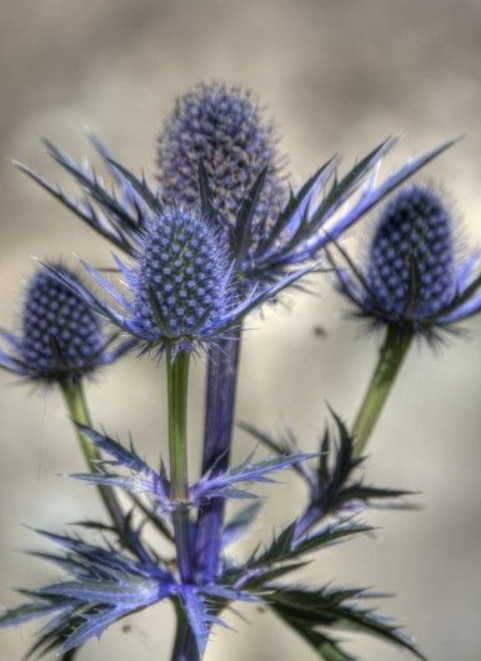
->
[[1, 1, 481, 660]]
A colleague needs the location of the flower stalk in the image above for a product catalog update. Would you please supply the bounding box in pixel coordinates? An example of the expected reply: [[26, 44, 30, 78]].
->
[[195, 330, 242, 581], [59, 378, 125, 530], [352, 326, 413, 455], [166, 349, 193, 584], [167, 350, 191, 501], [170, 604, 200, 661]]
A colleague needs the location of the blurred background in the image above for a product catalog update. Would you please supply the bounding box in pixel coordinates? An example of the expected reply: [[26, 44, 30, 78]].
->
[[1, 1, 481, 659]]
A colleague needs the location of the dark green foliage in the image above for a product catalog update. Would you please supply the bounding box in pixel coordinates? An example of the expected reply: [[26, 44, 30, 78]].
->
[[269, 588, 425, 661]]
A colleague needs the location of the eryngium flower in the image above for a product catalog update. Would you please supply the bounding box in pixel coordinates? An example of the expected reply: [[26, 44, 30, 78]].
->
[[49, 207, 309, 355], [15, 110, 454, 286], [331, 183, 481, 339], [133, 206, 231, 341], [157, 81, 286, 229], [0, 266, 129, 383]]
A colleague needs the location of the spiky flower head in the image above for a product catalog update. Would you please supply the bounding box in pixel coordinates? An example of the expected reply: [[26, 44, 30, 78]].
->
[[49, 206, 308, 357], [133, 207, 231, 345], [368, 185, 455, 318], [0, 266, 130, 383], [157, 81, 287, 230], [332, 183, 481, 340]]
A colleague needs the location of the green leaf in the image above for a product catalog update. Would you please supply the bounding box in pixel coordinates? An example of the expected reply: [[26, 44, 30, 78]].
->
[[242, 519, 370, 582], [269, 587, 426, 661], [277, 614, 357, 661]]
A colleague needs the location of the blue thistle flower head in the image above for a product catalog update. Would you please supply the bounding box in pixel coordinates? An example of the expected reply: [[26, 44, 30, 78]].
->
[[331, 183, 481, 340], [368, 185, 456, 317], [157, 81, 287, 231], [48, 205, 309, 358], [0, 265, 131, 383], [132, 207, 231, 346]]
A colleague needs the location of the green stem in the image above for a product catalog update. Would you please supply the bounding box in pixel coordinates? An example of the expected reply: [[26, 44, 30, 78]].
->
[[59, 379, 125, 531], [167, 350, 191, 500], [166, 349, 193, 583], [352, 326, 413, 456]]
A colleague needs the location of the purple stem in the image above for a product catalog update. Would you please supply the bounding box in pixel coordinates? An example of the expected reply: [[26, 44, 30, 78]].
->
[[194, 328, 242, 582], [170, 608, 200, 661]]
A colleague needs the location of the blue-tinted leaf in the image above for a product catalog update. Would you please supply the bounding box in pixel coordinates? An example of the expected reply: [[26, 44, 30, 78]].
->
[[192, 452, 315, 503], [43, 140, 141, 233], [0, 600, 67, 629], [73, 426, 170, 510], [14, 161, 134, 253], [60, 605, 127, 654], [240, 421, 317, 485], [258, 157, 337, 257], [40, 575, 162, 606], [104, 154, 162, 215], [234, 167, 269, 265], [179, 587, 212, 656], [3, 527, 176, 657]]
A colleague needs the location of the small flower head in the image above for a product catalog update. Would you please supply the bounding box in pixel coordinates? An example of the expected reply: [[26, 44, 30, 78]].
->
[[332, 183, 481, 341], [50, 205, 311, 358], [157, 81, 287, 229], [133, 207, 230, 345], [367, 185, 455, 319], [0, 265, 130, 383]]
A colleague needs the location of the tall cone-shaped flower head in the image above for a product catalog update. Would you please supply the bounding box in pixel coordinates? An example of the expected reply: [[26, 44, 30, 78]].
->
[[157, 81, 286, 230]]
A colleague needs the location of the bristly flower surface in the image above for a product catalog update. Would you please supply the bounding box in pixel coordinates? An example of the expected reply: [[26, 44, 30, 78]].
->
[[330, 183, 481, 341], [47, 206, 311, 357], [157, 81, 287, 231], [0, 266, 130, 383], [132, 207, 233, 348]]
